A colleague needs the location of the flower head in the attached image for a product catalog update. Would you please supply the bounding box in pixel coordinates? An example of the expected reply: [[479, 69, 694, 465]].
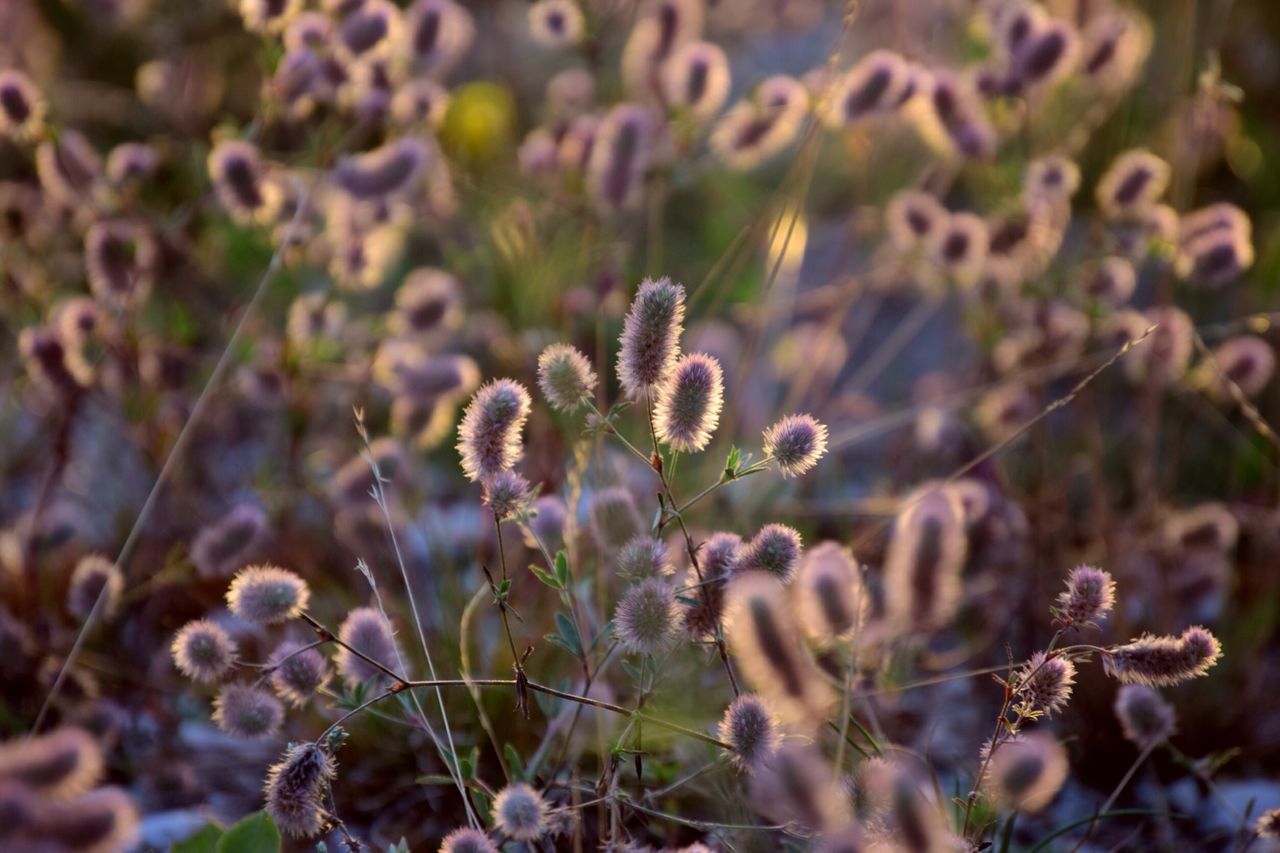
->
[[1096, 148, 1170, 219], [718, 694, 780, 770], [441, 827, 500, 853], [1055, 565, 1116, 630], [737, 524, 802, 583], [983, 732, 1069, 814], [0, 728, 102, 801], [1016, 652, 1076, 717], [763, 414, 828, 478], [171, 619, 237, 683], [492, 783, 548, 841], [457, 379, 532, 481], [1114, 684, 1176, 749], [617, 535, 673, 580], [482, 470, 535, 520], [1104, 626, 1223, 687], [191, 503, 268, 579], [1257, 808, 1280, 840], [655, 353, 724, 452], [269, 641, 330, 706], [614, 579, 680, 656], [335, 607, 402, 687], [0, 70, 44, 140], [212, 683, 284, 738], [884, 489, 968, 633], [264, 742, 335, 838], [537, 344, 598, 411], [226, 565, 310, 625], [66, 555, 123, 622], [618, 277, 686, 397], [794, 542, 866, 645]]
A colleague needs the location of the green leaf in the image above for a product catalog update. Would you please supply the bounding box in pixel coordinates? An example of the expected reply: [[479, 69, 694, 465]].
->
[[461, 745, 479, 780], [554, 551, 571, 588], [416, 774, 459, 786], [554, 612, 582, 656], [528, 563, 560, 589], [174, 824, 222, 853], [504, 743, 527, 782], [216, 811, 280, 853]]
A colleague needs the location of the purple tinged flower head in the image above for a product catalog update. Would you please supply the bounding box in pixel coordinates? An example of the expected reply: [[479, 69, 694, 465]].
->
[[405, 0, 475, 77], [529, 0, 585, 48], [481, 469, 534, 520], [662, 41, 731, 121], [709, 75, 808, 171], [208, 139, 281, 224], [614, 578, 680, 655], [1080, 10, 1152, 94], [794, 541, 866, 645], [1256, 808, 1280, 840], [1164, 502, 1239, 553], [1125, 306, 1193, 387], [738, 524, 802, 583], [1010, 19, 1079, 90], [884, 488, 968, 634], [748, 743, 849, 832], [523, 494, 567, 553], [269, 640, 330, 706], [1114, 684, 1176, 749], [718, 693, 780, 771], [457, 379, 532, 481], [106, 142, 159, 187], [617, 534, 673, 580], [441, 827, 500, 853], [1096, 148, 1170, 219], [239, 0, 303, 33], [617, 276, 686, 398], [212, 683, 284, 738], [587, 103, 655, 211], [825, 49, 911, 127], [682, 531, 740, 638], [264, 742, 335, 838], [66, 554, 123, 622], [1199, 336, 1275, 402], [655, 353, 724, 452], [1016, 652, 1076, 716], [763, 413, 829, 478], [0, 70, 44, 140], [886, 190, 948, 251], [226, 565, 310, 625], [84, 220, 159, 307], [1104, 625, 1223, 687], [537, 343, 598, 411], [171, 619, 238, 683], [983, 732, 1069, 814], [191, 503, 268, 579], [1024, 154, 1081, 205], [1055, 565, 1116, 630], [0, 727, 103, 801], [31, 786, 140, 852], [335, 138, 429, 200], [336, 607, 401, 687], [491, 782, 548, 841], [1080, 255, 1136, 305], [930, 211, 989, 286]]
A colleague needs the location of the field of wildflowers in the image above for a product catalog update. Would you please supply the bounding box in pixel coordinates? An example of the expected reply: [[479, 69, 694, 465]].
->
[[5, 0, 1280, 850]]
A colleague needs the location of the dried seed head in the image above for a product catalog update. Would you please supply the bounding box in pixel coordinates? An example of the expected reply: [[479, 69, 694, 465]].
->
[[1104, 625, 1223, 687], [482, 469, 534, 520], [655, 353, 724, 452], [614, 579, 680, 656], [226, 565, 310, 625], [537, 344, 598, 411], [441, 827, 500, 853], [724, 571, 834, 727], [457, 379, 532, 481], [264, 742, 335, 838], [618, 535, 673, 580], [983, 732, 1069, 814], [618, 277, 686, 397], [269, 641, 330, 706], [794, 542, 866, 646], [587, 103, 655, 211], [0, 70, 44, 140], [763, 413, 829, 478], [710, 75, 808, 170], [492, 783, 549, 841], [0, 728, 103, 801], [884, 489, 968, 634], [1096, 148, 1170, 219], [171, 619, 237, 683], [212, 683, 284, 738], [1197, 336, 1275, 402], [738, 524, 802, 583], [1016, 652, 1076, 717], [662, 41, 731, 120], [66, 554, 123, 622], [1055, 565, 1116, 630], [718, 694, 780, 770], [529, 0, 584, 48], [336, 607, 402, 687], [1114, 684, 1176, 749]]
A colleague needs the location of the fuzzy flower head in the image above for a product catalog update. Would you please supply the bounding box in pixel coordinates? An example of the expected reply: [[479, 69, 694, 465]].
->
[[212, 683, 284, 738], [884, 488, 969, 634], [441, 828, 500, 853], [614, 579, 680, 656], [537, 344, 597, 411], [737, 524, 802, 583], [0, 70, 44, 140], [336, 607, 402, 687], [269, 641, 330, 707], [983, 732, 1069, 814], [662, 41, 732, 121], [1104, 625, 1223, 687], [617, 535, 673, 580], [763, 414, 829, 478], [66, 554, 123, 622], [226, 565, 310, 624], [655, 353, 724, 452], [191, 503, 267, 579], [264, 742, 335, 838], [171, 619, 237, 683], [457, 379, 532, 481], [718, 694, 780, 770], [617, 277, 686, 397], [482, 470, 534, 520], [0, 727, 103, 801], [1016, 652, 1076, 717], [1055, 565, 1116, 630], [794, 542, 866, 646], [1256, 808, 1280, 840], [492, 783, 548, 841], [1096, 148, 1170, 219], [528, 0, 584, 48], [1114, 684, 1176, 749]]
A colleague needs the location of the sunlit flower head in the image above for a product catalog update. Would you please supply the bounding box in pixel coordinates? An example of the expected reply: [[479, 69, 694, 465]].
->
[[718, 693, 780, 770], [405, 0, 475, 77], [1016, 652, 1076, 716], [655, 353, 724, 452], [1096, 148, 1170, 219], [0, 70, 44, 140], [762, 413, 828, 477], [1056, 565, 1116, 630], [441, 828, 500, 853], [615, 578, 681, 655], [226, 565, 310, 624], [208, 139, 282, 224], [983, 732, 1069, 814], [1197, 335, 1275, 402], [269, 640, 330, 706], [213, 683, 284, 738], [457, 379, 532, 481], [239, 0, 303, 34], [336, 606, 402, 687], [587, 103, 656, 211], [492, 783, 549, 841], [264, 742, 335, 838], [537, 343, 598, 412], [794, 541, 866, 645], [529, 0, 585, 48], [618, 534, 673, 580], [710, 75, 808, 171], [618, 276, 686, 397], [0, 727, 103, 801], [171, 619, 237, 683], [482, 469, 535, 520], [662, 41, 731, 121], [824, 49, 911, 127], [1104, 625, 1223, 687], [884, 488, 968, 634], [886, 190, 948, 251]]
